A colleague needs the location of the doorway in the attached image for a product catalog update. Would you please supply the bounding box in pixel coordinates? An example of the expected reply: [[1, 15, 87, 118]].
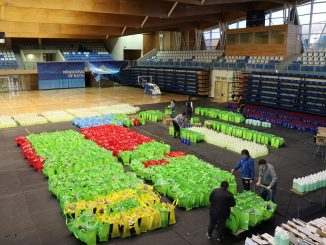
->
[[123, 49, 142, 61]]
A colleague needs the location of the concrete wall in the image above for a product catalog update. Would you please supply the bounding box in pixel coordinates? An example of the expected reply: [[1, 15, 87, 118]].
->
[[106, 34, 143, 60]]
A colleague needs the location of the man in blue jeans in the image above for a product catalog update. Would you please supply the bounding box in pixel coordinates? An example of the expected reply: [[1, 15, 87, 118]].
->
[[256, 159, 278, 202], [231, 149, 255, 191]]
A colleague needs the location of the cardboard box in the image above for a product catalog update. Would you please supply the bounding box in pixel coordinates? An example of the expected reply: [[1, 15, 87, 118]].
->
[[205, 124, 213, 129], [191, 122, 202, 127], [164, 118, 173, 126]]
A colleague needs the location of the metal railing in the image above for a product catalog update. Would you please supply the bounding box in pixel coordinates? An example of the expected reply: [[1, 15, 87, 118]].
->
[[135, 60, 326, 75]]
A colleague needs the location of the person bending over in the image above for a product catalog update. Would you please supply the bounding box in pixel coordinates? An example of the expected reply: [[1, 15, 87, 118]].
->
[[172, 112, 186, 138], [256, 159, 278, 202]]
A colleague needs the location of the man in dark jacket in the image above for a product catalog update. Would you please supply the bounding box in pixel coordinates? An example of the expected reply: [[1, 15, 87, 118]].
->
[[207, 181, 236, 242]]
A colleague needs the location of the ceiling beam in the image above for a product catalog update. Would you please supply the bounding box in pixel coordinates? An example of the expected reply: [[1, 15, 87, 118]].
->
[[141, 16, 149, 27], [167, 2, 178, 17]]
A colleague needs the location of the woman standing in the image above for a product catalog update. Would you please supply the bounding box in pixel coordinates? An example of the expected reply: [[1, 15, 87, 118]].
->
[[231, 149, 255, 191], [186, 96, 193, 121]]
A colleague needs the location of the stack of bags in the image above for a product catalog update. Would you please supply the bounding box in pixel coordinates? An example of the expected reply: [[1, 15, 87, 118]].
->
[[16, 130, 176, 245]]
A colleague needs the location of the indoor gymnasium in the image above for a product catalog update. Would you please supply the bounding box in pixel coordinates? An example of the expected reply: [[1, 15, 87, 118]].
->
[[0, 0, 325, 244]]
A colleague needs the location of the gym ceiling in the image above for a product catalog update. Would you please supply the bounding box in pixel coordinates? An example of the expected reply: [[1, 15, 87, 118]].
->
[[0, 0, 307, 39]]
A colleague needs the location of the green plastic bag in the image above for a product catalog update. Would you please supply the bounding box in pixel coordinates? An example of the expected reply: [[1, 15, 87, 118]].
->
[[263, 201, 277, 220], [239, 210, 250, 230], [160, 210, 170, 228], [97, 223, 110, 242], [226, 213, 239, 234], [248, 208, 264, 226]]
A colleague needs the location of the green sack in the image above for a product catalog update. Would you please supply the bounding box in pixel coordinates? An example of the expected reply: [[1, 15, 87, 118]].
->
[[195, 107, 200, 115], [120, 151, 131, 165], [248, 208, 264, 226], [239, 210, 250, 230], [160, 210, 170, 228], [169, 126, 174, 136], [70, 219, 98, 245], [97, 223, 110, 242], [263, 201, 277, 220], [226, 213, 239, 234]]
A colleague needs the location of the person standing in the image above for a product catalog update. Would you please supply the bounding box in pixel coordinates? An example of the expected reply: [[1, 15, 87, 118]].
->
[[231, 149, 255, 191], [256, 159, 278, 202], [186, 96, 193, 121], [167, 99, 176, 118], [207, 181, 236, 242], [172, 112, 186, 138], [236, 95, 245, 116]]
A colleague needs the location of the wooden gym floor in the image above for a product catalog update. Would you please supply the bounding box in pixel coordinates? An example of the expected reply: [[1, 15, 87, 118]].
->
[[0, 87, 196, 116]]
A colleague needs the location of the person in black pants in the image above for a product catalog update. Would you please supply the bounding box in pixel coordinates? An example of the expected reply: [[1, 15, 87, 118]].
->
[[172, 112, 186, 138], [186, 96, 193, 121], [207, 181, 236, 242], [236, 95, 245, 116], [231, 149, 255, 191]]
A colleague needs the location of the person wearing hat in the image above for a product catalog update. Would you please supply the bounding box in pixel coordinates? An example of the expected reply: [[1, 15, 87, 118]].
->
[[256, 159, 278, 202], [207, 181, 236, 242]]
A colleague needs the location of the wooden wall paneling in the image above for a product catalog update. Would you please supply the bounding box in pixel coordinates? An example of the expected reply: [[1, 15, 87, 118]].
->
[[163, 31, 171, 51], [225, 24, 301, 57], [225, 44, 286, 56], [0, 21, 121, 38], [154, 31, 160, 50], [3, 6, 143, 28], [143, 33, 155, 54], [5, 32, 105, 39], [3, 0, 172, 17], [170, 31, 177, 51]]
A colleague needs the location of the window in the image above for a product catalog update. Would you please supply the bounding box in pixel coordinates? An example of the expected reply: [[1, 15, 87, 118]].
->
[[203, 27, 221, 50], [313, 2, 326, 13], [267, 0, 326, 50], [228, 23, 237, 29], [238, 20, 246, 29]]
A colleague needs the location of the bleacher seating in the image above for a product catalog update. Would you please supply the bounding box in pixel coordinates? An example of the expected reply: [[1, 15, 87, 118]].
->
[[248, 56, 283, 64], [121, 66, 209, 96], [62, 51, 112, 61], [217, 55, 249, 69], [243, 71, 326, 116], [145, 50, 223, 64], [17, 41, 113, 62], [246, 56, 283, 70], [288, 49, 326, 73], [0, 49, 18, 69], [61, 43, 112, 61]]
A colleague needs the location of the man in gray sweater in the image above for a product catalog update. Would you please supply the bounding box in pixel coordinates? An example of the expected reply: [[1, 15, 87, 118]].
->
[[256, 159, 278, 202]]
